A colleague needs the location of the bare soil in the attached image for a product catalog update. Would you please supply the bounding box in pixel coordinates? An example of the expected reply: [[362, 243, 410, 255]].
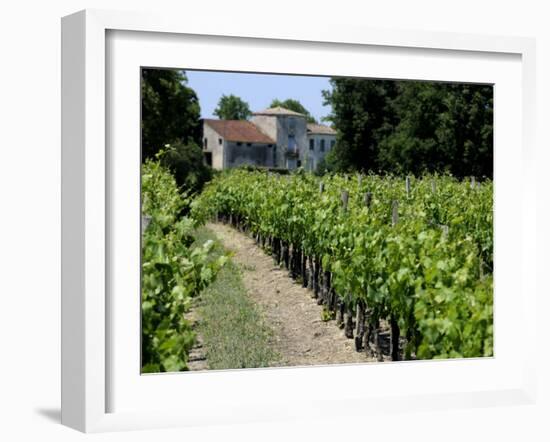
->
[[206, 222, 377, 367]]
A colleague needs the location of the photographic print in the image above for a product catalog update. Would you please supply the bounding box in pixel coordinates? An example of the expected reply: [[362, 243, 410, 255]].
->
[[140, 68, 493, 373]]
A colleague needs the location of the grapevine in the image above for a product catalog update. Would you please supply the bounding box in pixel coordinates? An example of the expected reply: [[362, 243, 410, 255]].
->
[[141, 157, 227, 373], [192, 169, 493, 360]]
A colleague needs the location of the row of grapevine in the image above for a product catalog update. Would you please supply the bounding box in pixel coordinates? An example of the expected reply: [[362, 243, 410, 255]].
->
[[191, 170, 493, 361], [141, 158, 226, 373]]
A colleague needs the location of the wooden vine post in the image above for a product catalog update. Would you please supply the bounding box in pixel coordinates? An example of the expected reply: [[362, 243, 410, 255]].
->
[[312, 182, 324, 299], [342, 190, 354, 338], [355, 300, 365, 351], [364, 192, 373, 208], [344, 307, 354, 339], [321, 268, 331, 306], [308, 252, 315, 296], [335, 295, 344, 327], [335, 190, 350, 328], [301, 249, 308, 288], [141, 215, 152, 235], [357, 192, 372, 353], [479, 260, 485, 280], [341, 190, 349, 212], [392, 200, 399, 226], [390, 200, 400, 360], [282, 239, 289, 270]]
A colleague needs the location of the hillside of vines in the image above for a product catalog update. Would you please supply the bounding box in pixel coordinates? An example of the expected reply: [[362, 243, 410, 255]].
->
[[191, 170, 493, 361]]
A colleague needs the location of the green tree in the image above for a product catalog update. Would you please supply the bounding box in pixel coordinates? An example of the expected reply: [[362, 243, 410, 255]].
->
[[270, 98, 317, 123], [322, 78, 493, 178], [214, 94, 251, 120], [322, 78, 398, 172], [377, 82, 493, 178], [160, 143, 213, 194], [141, 69, 201, 160]]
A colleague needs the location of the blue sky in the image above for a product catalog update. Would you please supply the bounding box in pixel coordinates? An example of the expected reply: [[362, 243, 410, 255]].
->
[[185, 70, 333, 122]]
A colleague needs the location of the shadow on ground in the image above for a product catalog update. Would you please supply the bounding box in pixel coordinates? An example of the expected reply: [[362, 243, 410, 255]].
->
[[35, 408, 61, 423]]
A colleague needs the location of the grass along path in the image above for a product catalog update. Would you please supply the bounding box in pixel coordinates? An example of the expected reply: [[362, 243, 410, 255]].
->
[[205, 222, 376, 367], [189, 226, 278, 370]]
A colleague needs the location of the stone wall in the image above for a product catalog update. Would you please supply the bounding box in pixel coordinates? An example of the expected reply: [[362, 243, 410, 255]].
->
[[253, 114, 308, 169], [202, 123, 225, 170], [225, 141, 275, 168], [304, 134, 336, 171]]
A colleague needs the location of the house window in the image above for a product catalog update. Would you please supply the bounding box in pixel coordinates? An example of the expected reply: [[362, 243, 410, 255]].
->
[[288, 135, 296, 153], [218, 138, 223, 145], [320, 139, 325, 152], [237, 142, 242, 146], [309, 139, 314, 150], [204, 138, 208, 150], [267, 144, 272, 148], [246, 143, 252, 147], [330, 140, 336, 149]]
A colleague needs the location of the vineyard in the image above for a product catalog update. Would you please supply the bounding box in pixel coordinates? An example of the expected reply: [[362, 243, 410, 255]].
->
[[141, 158, 226, 373], [191, 169, 493, 361]]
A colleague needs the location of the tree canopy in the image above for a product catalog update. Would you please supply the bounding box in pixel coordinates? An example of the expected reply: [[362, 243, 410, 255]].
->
[[270, 98, 317, 123], [377, 82, 493, 178], [141, 69, 201, 160], [159, 143, 213, 193], [321, 79, 397, 172], [214, 94, 252, 120], [322, 78, 493, 179], [141, 69, 212, 191]]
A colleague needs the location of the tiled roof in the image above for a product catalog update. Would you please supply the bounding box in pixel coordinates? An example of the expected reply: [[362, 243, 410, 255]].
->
[[252, 106, 306, 117], [307, 123, 337, 135], [204, 119, 275, 144]]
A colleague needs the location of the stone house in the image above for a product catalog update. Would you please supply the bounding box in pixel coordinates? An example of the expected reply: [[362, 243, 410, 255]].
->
[[202, 106, 336, 171], [305, 123, 337, 172], [202, 119, 275, 169]]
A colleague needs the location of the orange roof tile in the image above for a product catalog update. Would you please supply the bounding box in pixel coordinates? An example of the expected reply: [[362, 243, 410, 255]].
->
[[204, 119, 275, 144]]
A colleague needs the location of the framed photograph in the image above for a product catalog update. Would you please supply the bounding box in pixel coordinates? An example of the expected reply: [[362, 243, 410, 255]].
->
[[61, 9, 537, 433]]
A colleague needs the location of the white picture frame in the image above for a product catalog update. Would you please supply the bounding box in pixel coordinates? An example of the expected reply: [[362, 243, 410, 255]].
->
[[61, 9, 537, 433]]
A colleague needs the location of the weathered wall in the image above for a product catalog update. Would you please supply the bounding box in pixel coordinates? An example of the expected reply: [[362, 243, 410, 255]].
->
[[252, 115, 307, 169], [304, 134, 336, 171], [202, 123, 225, 169], [251, 115, 278, 141], [225, 142, 275, 168], [204, 118, 334, 171], [250, 115, 280, 166], [253, 114, 308, 169], [278, 116, 307, 170]]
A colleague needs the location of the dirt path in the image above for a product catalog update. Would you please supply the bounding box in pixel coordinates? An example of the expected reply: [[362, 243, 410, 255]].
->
[[206, 222, 375, 367], [186, 307, 208, 371]]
